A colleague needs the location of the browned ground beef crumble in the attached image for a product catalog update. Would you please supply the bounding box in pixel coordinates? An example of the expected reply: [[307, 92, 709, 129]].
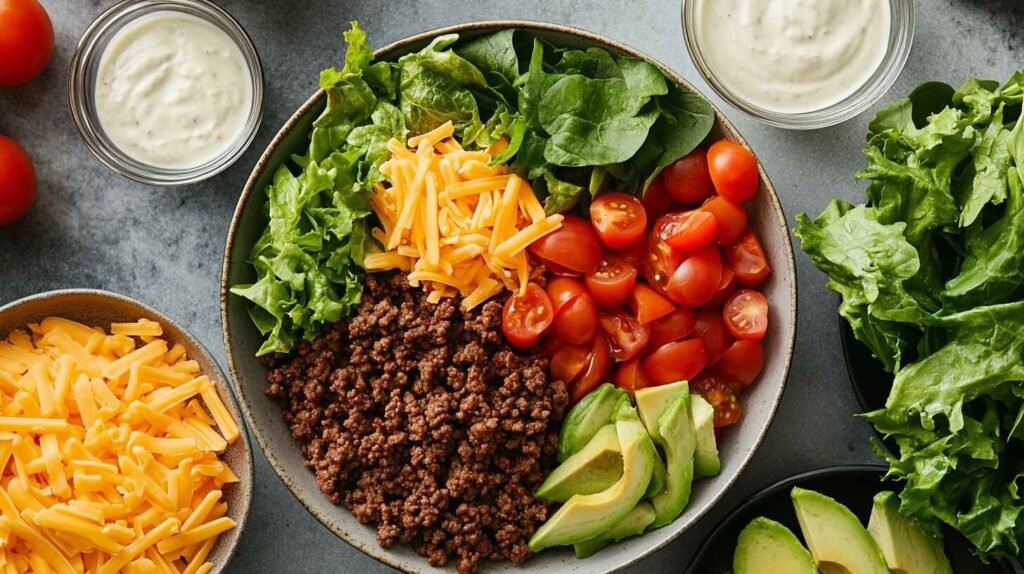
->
[[261, 273, 569, 573]]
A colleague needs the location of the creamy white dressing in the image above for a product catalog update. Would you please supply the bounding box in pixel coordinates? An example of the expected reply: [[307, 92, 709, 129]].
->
[[696, 0, 890, 114], [95, 11, 253, 169]]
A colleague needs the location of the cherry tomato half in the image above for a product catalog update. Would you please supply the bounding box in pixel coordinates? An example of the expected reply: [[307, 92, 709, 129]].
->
[[614, 356, 652, 394], [642, 174, 675, 222], [717, 340, 764, 389], [706, 266, 737, 308], [585, 256, 638, 309], [529, 214, 603, 275], [502, 283, 554, 348], [726, 231, 772, 287], [0, 136, 36, 225], [553, 291, 600, 346], [599, 310, 650, 362], [546, 277, 586, 315], [693, 310, 735, 366], [707, 140, 759, 203], [629, 283, 676, 325], [643, 339, 708, 387], [723, 290, 768, 341], [691, 373, 743, 427], [660, 210, 718, 252], [701, 196, 748, 246], [666, 246, 723, 308], [571, 337, 612, 404], [550, 342, 589, 383], [644, 216, 688, 293], [0, 0, 53, 86], [664, 148, 714, 204], [648, 308, 698, 350], [590, 192, 648, 249]]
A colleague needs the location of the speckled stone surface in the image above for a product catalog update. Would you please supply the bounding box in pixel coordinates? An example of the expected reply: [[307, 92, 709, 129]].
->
[[0, 0, 1020, 572]]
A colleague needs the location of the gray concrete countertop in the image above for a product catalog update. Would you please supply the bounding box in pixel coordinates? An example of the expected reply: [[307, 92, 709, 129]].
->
[[1, 0, 1020, 571]]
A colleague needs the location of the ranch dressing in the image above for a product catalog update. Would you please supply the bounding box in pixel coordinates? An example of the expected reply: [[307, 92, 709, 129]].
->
[[95, 11, 253, 169], [695, 0, 890, 114]]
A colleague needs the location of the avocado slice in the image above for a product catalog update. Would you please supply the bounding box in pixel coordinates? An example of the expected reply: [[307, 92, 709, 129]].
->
[[572, 501, 657, 558], [868, 491, 952, 574], [791, 487, 890, 574], [647, 390, 697, 529], [634, 380, 688, 443], [644, 450, 667, 498], [536, 424, 622, 503], [558, 384, 628, 461], [733, 517, 817, 574], [528, 404, 656, 552], [690, 394, 720, 477]]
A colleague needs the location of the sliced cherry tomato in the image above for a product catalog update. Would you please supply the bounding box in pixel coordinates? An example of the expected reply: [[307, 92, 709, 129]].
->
[[701, 196, 747, 246], [599, 310, 651, 362], [529, 214, 603, 274], [666, 246, 723, 308], [693, 311, 735, 365], [724, 290, 768, 341], [590, 192, 648, 249], [546, 277, 586, 315], [642, 174, 675, 222], [644, 216, 688, 293], [614, 356, 651, 394], [707, 140, 759, 203], [726, 231, 772, 287], [586, 256, 638, 309], [660, 210, 718, 252], [553, 292, 600, 345], [691, 373, 743, 427], [0, 0, 53, 87], [550, 342, 589, 383], [614, 238, 647, 272], [648, 308, 698, 350], [629, 284, 676, 325], [643, 339, 708, 387], [664, 148, 714, 204], [706, 266, 737, 308], [0, 136, 36, 225], [501, 283, 554, 348], [571, 337, 612, 404], [717, 340, 764, 388]]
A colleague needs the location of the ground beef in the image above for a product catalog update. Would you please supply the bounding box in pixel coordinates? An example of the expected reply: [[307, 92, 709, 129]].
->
[[261, 273, 569, 573]]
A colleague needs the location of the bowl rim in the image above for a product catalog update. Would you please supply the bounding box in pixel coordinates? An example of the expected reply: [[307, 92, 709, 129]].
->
[[0, 287, 255, 574], [219, 19, 798, 573]]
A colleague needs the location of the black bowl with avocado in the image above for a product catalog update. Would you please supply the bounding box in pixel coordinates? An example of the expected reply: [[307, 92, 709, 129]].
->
[[686, 465, 1019, 574]]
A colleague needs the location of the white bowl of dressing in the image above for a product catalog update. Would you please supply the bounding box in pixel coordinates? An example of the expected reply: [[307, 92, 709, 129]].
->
[[682, 0, 914, 130], [69, 0, 263, 186]]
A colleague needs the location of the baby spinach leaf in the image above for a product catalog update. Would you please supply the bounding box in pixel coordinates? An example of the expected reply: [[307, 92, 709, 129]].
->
[[397, 34, 487, 136], [539, 171, 586, 215]]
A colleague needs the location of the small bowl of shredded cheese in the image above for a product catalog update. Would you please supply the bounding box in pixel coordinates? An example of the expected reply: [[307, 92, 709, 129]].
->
[[0, 289, 252, 574]]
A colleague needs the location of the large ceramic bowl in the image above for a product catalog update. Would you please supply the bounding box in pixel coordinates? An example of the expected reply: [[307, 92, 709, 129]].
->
[[221, 21, 797, 573], [0, 289, 254, 574]]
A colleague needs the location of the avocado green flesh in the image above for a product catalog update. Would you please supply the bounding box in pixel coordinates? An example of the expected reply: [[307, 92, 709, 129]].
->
[[648, 391, 696, 529], [528, 411, 655, 552], [791, 487, 890, 574], [634, 381, 688, 443], [644, 451, 667, 498], [868, 491, 952, 574], [558, 384, 627, 461], [733, 517, 817, 574], [690, 394, 720, 477], [536, 424, 622, 503], [572, 502, 657, 558]]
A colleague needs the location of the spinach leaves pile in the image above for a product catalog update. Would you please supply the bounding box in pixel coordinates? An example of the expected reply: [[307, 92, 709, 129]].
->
[[232, 23, 714, 356], [797, 72, 1024, 558]]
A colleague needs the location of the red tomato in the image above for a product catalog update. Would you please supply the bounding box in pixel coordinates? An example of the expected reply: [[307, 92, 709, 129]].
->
[[629, 284, 676, 325], [614, 356, 651, 394], [660, 210, 718, 252], [550, 342, 590, 383], [0, 0, 53, 86], [614, 238, 647, 272], [0, 136, 35, 225], [663, 148, 714, 204], [553, 292, 600, 345], [571, 338, 612, 404], [644, 216, 688, 293], [717, 340, 764, 388], [546, 277, 586, 315], [691, 373, 743, 427], [529, 214, 603, 274], [586, 256, 638, 309], [590, 192, 648, 249], [724, 290, 769, 341], [693, 311, 735, 365], [666, 246, 723, 308], [707, 140, 759, 203], [726, 231, 772, 287], [502, 283, 554, 348], [642, 174, 675, 221], [599, 310, 650, 361], [701, 196, 747, 246], [706, 266, 737, 308], [648, 308, 698, 350], [643, 339, 708, 387]]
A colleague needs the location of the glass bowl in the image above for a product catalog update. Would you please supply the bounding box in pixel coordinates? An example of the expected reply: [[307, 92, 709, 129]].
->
[[681, 0, 915, 130], [68, 0, 264, 186]]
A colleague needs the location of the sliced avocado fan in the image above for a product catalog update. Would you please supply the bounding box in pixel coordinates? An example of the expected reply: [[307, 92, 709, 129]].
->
[[558, 383, 628, 461], [868, 491, 952, 574], [536, 424, 622, 503], [733, 517, 817, 574], [791, 487, 890, 574]]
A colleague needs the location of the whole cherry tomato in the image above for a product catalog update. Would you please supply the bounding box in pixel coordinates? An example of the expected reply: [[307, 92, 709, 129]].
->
[[663, 148, 714, 204], [707, 140, 759, 203]]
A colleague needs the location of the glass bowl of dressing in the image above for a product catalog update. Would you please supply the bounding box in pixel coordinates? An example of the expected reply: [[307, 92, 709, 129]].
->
[[682, 0, 914, 130], [69, 0, 263, 186]]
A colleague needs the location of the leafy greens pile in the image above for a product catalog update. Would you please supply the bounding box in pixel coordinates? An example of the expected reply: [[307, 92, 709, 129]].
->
[[232, 23, 714, 356], [796, 72, 1024, 558]]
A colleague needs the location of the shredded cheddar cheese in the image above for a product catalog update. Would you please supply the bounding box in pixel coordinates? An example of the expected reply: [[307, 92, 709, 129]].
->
[[0, 318, 240, 574], [364, 121, 563, 308]]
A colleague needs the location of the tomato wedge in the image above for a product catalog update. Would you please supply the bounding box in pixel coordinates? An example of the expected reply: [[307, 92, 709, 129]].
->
[[707, 140, 759, 203], [571, 337, 612, 404], [693, 310, 735, 365], [648, 308, 698, 350], [586, 256, 638, 309], [666, 246, 723, 308], [706, 266, 737, 308], [691, 373, 743, 427], [717, 340, 764, 388], [599, 310, 650, 361], [590, 192, 648, 249], [553, 292, 600, 345], [529, 214, 603, 274], [642, 174, 675, 222], [614, 356, 652, 394], [501, 283, 554, 348], [701, 196, 747, 246], [664, 148, 714, 204], [660, 210, 718, 252], [723, 290, 768, 341], [546, 277, 586, 315], [643, 339, 708, 387], [629, 284, 676, 325], [726, 231, 772, 287]]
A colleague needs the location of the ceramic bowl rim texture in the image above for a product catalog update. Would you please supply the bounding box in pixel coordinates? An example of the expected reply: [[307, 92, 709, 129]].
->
[[220, 20, 797, 574]]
